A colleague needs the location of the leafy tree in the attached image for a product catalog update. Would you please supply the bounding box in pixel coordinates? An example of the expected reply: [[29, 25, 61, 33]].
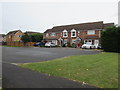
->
[[30, 33, 43, 42], [21, 33, 31, 46], [21, 34, 29, 42], [101, 26, 120, 53]]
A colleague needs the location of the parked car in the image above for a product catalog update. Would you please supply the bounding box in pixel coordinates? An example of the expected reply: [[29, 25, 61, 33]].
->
[[81, 44, 96, 49], [45, 42, 56, 47], [34, 42, 44, 46]]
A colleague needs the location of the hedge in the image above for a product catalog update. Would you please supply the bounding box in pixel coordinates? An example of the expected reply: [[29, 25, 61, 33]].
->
[[101, 26, 120, 53]]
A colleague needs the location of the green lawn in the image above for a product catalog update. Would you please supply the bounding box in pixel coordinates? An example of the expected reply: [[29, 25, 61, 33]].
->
[[19, 52, 118, 88]]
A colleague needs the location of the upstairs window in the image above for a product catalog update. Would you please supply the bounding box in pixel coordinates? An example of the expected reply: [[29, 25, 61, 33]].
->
[[87, 30, 95, 35], [71, 29, 76, 37], [18, 35, 22, 37], [63, 30, 68, 37], [51, 33, 56, 36]]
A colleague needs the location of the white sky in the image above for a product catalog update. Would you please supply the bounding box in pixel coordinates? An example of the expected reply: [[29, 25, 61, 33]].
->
[[118, 1, 120, 25], [0, 0, 119, 34]]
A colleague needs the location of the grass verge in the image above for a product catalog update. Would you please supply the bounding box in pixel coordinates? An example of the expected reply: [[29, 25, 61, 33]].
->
[[18, 52, 118, 88]]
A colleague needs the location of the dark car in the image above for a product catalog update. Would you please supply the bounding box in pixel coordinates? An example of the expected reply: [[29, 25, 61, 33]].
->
[[34, 42, 44, 46]]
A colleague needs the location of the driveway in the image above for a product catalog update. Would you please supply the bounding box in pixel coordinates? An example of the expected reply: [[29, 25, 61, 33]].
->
[[2, 46, 101, 88]]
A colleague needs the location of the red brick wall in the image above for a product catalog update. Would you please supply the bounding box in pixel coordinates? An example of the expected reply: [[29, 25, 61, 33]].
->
[[44, 30, 100, 45], [78, 30, 100, 40]]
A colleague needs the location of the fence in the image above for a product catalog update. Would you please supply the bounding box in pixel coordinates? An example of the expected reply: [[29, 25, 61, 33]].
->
[[5, 42, 35, 46]]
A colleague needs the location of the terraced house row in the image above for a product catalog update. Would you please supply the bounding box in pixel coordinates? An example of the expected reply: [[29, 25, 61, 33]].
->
[[43, 21, 114, 47]]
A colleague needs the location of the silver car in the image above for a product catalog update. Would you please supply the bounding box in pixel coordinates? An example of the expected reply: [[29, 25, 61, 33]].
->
[[81, 44, 95, 49], [45, 42, 56, 47]]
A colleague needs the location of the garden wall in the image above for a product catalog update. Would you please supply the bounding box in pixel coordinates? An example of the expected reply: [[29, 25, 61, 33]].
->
[[6, 42, 35, 46]]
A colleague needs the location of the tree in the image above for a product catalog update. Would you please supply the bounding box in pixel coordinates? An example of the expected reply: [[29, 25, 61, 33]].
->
[[30, 33, 43, 42], [21, 33, 31, 46], [101, 26, 120, 53]]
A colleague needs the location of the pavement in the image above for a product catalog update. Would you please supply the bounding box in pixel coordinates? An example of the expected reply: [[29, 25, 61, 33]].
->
[[2, 46, 101, 88]]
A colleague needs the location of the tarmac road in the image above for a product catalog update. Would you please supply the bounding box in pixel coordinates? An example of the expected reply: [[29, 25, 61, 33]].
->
[[2, 47, 101, 88]]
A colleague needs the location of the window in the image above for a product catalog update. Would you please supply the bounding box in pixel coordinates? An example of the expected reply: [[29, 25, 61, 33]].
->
[[87, 30, 95, 35], [18, 35, 22, 37], [71, 29, 76, 37], [63, 32, 67, 36], [51, 33, 56, 36], [63, 30, 68, 37], [72, 40, 76, 43]]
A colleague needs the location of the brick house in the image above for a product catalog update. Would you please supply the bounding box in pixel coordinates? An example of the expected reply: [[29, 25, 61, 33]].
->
[[6, 30, 23, 42], [43, 21, 114, 47]]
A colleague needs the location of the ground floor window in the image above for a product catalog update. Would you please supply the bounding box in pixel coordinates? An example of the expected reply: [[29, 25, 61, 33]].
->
[[72, 40, 76, 43]]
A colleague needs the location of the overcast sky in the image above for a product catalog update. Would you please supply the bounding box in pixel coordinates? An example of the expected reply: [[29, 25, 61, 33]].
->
[[0, 0, 119, 34]]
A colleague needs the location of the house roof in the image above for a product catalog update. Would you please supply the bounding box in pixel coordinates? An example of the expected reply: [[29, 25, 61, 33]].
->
[[103, 23, 114, 29], [44, 21, 114, 33], [7, 30, 22, 35], [44, 21, 104, 33]]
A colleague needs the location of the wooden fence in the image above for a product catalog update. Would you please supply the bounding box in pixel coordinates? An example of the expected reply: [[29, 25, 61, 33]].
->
[[6, 42, 35, 46]]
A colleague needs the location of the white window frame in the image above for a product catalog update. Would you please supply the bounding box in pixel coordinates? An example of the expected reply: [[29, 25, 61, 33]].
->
[[87, 30, 95, 35], [18, 35, 22, 38], [63, 30, 68, 37], [71, 29, 76, 37]]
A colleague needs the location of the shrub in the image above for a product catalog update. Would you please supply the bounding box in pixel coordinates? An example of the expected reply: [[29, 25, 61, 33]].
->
[[101, 26, 120, 53], [80, 40, 84, 45], [72, 43, 76, 48]]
